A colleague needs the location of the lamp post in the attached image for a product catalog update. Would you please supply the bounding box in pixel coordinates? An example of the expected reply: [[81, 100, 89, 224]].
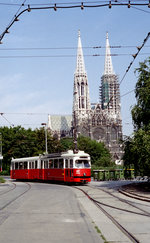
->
[[0, 133, 3, 171], [41, 123, 48, 154]]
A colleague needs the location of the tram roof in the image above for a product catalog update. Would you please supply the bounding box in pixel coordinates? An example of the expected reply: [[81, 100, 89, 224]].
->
[[11, 150, 90, 162]]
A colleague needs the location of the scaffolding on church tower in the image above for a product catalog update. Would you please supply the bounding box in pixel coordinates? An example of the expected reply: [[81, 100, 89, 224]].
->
[[99, 33, 121, 120]]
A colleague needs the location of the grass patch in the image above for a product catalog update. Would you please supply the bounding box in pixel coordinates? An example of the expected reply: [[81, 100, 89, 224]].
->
[[93, 223, 108, 243], [0, 177, 5, 183]]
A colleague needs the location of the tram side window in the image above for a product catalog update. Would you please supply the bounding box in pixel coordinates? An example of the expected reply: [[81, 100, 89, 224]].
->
[[32, 162, 34, 169], [59, 159, 63, 169], [15, 163, 18, 170], [19, 162, 23, 170], [49, 159, 53, 168], [24, 161, 28, 169], [70, 159, 73, 168], [65, 159, 68, 168], [35, 160, 37, 169], [29, 162, 32, 169], [54, 159, 58, 168], [44, 160, 48, 169]]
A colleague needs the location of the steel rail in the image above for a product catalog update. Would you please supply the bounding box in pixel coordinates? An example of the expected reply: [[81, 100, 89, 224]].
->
[[119, 188, 150, 202], [74, 186, 140, 243], [0, 182, 31, 211], [88, 185, 150, 216], [0, 182, 16, 196]]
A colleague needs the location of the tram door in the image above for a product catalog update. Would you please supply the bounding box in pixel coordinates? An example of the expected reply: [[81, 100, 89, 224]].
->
[[65, 159, 69, 181], [65, 159, 73, 182], [39, 160, 43, 179]]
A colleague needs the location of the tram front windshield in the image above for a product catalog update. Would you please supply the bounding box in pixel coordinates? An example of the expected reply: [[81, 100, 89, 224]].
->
[[75, 160, 90, 168]]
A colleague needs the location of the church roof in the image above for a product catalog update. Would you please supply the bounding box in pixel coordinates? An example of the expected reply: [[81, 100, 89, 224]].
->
[[48, 115, 72, 131]]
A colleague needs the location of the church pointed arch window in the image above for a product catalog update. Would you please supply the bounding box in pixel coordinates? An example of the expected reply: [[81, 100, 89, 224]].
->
[[81, 82, 84, 96], [81, 98, 85, 108], [77, 82, 80, 96], [111, 127, 117, 140], [79, 97, 81, 109], [97, 116, 101, 125], [92, 117, 95, 126], [102, 117, 106, 125]]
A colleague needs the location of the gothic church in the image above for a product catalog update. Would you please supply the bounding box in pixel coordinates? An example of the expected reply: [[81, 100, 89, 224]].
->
[[48, 31, 123, 161]]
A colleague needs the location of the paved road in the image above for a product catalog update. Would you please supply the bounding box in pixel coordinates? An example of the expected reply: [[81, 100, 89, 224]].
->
[[0, 181, 102, 243]]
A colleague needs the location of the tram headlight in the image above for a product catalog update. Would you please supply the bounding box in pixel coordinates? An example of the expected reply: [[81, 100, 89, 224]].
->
[[83, 173, 86, 176]]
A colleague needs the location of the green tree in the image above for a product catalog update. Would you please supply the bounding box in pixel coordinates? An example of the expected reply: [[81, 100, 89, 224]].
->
[[0, 126, 112, 171], [77, 136, 111, 166], [0, 126, 61, 171], [0, 126, 37, 170], [59, 137, 73, 151], [123, 130, 150, 177], [132, 58, 150, 131], [123, 58, 150, 176], [59, 136, 112, 166]]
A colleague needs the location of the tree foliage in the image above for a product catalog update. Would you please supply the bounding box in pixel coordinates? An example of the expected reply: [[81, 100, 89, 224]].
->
[[59, 136, 111, 167], [0, 126, 61, 170], [123, 58, 150, 176], [123, 129, 150, 176], [0, 126, 111, 171], [77, 136, 112, 167], [132, 58, 150, 131]]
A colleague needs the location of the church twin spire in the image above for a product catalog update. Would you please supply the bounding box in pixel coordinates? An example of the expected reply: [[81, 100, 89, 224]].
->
[[73, 30, 121, 119], [75, 30, 86, 75], [104, 32, 114, 75]]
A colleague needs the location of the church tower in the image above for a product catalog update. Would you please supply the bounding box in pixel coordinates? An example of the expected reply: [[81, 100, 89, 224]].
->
[[72, 30, 91, 137], [100, 32, 121, 119], [90, 32, 123, 161], [73, 30, 90, 116]]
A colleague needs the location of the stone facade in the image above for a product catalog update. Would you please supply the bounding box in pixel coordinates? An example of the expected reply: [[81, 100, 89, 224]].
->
[[72, 31, 123, 161], [48, 31, 123, 161]]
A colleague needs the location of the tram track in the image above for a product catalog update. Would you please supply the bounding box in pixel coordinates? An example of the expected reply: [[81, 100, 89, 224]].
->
[[119, 187, 150, 202], [88, 185, 150, 217], [0, 181, 31, 211], [74, 185, 145, 243], [0, 182, 16, 196]]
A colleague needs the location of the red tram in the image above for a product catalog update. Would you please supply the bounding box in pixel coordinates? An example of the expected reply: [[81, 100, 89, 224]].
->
[[10, 150, 91, 184]]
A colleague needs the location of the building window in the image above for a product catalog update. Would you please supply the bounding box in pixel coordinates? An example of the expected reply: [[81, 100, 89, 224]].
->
[[102, 118, 106, 125], [77, 83, 80, 96], [92, 118, 95, 126], [79, 98, 81, 108], [111, 127, 117, 140], [97, 116, 101, 125], [81, 82, 84, 96], [81, 98, 85, 108]]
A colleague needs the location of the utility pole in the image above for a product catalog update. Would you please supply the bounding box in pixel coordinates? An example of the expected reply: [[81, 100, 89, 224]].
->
[[73, 111, 78, 154], [0, 133, 3, 171], [41, 123, 48, 154]]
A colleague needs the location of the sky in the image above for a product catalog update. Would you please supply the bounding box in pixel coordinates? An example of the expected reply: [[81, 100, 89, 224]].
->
[[0, 0, 150, 136]]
